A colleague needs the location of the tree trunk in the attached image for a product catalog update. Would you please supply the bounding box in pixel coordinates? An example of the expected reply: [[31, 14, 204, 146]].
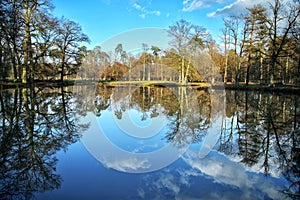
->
[[184, 58, 191, 84], [0, 46, 3, 80], [23, 0, 33, 84], [181, 57, 185, 84], [259, 53, 264, 84], [245, 64, 251, 86], [61, 48, 66, 82], [224, 55, 228, 83]]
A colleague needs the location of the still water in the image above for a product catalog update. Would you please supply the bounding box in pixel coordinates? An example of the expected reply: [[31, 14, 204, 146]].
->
[[0, 84, 299, 200]]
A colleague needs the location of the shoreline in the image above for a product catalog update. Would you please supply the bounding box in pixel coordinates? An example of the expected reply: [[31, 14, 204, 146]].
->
[[0, 80, 299, 94]]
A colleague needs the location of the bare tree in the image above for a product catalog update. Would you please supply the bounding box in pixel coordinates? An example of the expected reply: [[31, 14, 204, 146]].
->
[[267, 0, 300, 86], [54, 18, 89, 81], [168, 19, 208, 84]]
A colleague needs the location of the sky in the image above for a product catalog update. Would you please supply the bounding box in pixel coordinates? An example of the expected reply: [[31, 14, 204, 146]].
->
[[51, 0, 269, 50]]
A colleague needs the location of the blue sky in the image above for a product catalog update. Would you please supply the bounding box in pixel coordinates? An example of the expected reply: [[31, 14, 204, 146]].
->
[[52, 0, 268, 50]]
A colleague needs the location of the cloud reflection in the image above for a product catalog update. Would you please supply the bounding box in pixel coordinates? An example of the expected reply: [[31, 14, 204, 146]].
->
[[135, 150, 287, 199], [101, 156, 151, 171], [182, 150, 286, 200]]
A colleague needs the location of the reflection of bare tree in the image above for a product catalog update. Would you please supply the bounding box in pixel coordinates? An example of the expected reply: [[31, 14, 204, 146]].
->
[[219, 91, 236, 154], [236, 91, 263, 166], [95, 84, 213, 148], [165, 87, 211, 148], [73, 83, 113, 117], [281, 96, 300, 199], [0, 84, 88, 199], [219, 90, 300, 199]]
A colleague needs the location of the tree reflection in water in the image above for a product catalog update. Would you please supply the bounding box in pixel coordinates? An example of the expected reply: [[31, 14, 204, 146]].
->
[[92, 85, 299, 199], [219, 91, 300, 199], [0, 84, 88, 200], [1, 83, 299, 199], [95, 84, 214, 149]]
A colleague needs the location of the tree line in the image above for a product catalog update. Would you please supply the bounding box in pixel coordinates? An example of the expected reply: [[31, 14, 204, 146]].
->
[[221, 0, 300, 86], [80, 0, 299, 86], [79, 22, 216, 84], [1, 0, 299, 86], [0, 0, 89, 83]]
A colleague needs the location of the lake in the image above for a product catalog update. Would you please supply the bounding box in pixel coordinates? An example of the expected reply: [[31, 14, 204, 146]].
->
[[0, 83, 299, 200]]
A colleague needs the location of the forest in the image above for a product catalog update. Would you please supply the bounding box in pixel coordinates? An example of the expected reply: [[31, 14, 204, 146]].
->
[[0, 0, 299, 87]]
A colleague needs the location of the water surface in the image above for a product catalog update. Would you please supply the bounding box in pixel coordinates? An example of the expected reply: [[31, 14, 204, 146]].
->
[[0, 84, 299, 199]]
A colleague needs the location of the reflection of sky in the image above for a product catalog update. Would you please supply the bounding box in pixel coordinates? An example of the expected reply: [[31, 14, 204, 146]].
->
[[100, 109, 169, 153], [35, 97, 289, 199], [181, 150, 288, 200], [218, 116, 286, 178], [126, 109, 154, 127], [35, 141, 289, 200]]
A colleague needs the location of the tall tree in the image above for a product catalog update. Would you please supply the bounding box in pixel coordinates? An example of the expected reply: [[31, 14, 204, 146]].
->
[[114, 43, 123, 63], [267, 0, 300, 86], [221, 23, 230, 83], [168, 19, 192, 84], [243, 4, 268, 85], [54, 18, 89, 81], [0, 0, 23, 80], [223, 15, 244, 84], [151, 45, 161, 80], [34, 15, 59, 80], [21, 0, 54, 83], [0, 0, 89, 82], [168, 19, 208, 84], [141, 43, 149, 81]]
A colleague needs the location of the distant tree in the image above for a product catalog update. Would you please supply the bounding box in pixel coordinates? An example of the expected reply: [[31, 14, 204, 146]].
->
[[102, 62, 128, 81], [151, 45, 161, 56], [223, 15, 245, 84], [114, 43, 124, 63], [80, 46, 110, 80], [221, 22, 230, 83], [141, 43, 149, 81], [168, 19, 208, 84], [151, 45, 161, 80], [168, 19, 192, 83]]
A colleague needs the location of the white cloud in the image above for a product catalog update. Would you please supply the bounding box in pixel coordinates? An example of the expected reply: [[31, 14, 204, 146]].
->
[[132, 2, 161, 18], [133, 3, 143, 10], [182, 0, 225, 12], [207, 0, 268, 17], [153, 10, 161, 16], [182, 0, 205, 12]]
